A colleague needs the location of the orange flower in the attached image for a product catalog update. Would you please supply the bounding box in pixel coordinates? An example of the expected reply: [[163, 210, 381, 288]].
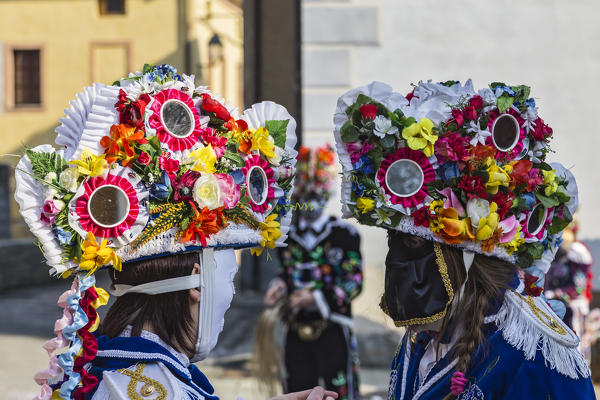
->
[[481, 227, 503, 253], [316, 146, 335, 165], [470, 145, 497, 161], [180, 204, 228, 247], [297, 146, 311, 162], [100, 124, 147, 166], [438, 207, 474, 244]]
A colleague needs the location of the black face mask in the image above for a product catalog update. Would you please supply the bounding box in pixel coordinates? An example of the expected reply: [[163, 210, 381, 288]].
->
[[380, 233, 454, 327]]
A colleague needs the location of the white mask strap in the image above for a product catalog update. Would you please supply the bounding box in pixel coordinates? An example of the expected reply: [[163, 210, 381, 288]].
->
[[109, 274, 202, 297], [196, 248, 216, 356], [458, 251, 475, 300]]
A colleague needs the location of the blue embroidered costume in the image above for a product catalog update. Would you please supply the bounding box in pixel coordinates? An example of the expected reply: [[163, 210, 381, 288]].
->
[[388, 287, 596, 400], [89, 328, 217, 400]]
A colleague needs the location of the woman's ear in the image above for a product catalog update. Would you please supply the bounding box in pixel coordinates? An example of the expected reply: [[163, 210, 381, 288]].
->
[[189, 262, 201, 303]]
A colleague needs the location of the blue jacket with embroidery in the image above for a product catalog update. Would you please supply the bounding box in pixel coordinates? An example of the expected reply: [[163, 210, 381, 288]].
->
[[388, 292, 596, 400]]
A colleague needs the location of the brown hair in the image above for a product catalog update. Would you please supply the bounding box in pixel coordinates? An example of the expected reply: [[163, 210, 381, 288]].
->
[[98, 252, 200, 358], [439, 244, 516, 400]]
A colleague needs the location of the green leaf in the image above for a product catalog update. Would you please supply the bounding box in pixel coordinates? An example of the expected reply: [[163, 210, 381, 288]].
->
[[381, 134, 396, 150], [138, 143, 157, 156], [537, 162, 553, 171], [554, 187, 571, 204], [472, 169, 490, 183], [143, 64, 154, 74], [340, 121, 359, 143], [112, 80, 121, 87], [148, 135, 162, 151], [265, 119, 289, 148], [25, 149, 68, 180], [496, 96, 514, 113], [535, 192, 560, 208], [223, 150, 245, 168], [517, 251, 534, 268], [489, 82, 507, 91], [512, 85, 531, 102], [547, 216, 570, 235], [528, 242, 545, 259]]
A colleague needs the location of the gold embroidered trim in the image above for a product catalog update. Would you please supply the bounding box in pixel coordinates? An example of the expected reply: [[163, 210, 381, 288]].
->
[[119, 363, 168, 399], [380, 243, 455, 327], [515, 292, 567, 335]]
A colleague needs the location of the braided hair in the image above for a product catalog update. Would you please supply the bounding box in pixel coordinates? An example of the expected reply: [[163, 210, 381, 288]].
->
[[439, 244, 517, 400]]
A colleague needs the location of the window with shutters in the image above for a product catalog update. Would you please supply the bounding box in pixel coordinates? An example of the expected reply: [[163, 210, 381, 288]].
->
[[99, 0, 126, 15], [13, 49, 41, 107]]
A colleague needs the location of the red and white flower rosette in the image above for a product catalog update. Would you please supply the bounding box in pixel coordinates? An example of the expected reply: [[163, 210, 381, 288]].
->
[[68, 165, 149, 247], [242, 154, 275, 214], [147, 89, 204, 152]]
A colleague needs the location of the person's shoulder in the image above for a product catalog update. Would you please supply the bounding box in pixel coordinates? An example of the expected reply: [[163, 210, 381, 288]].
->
[[488, 290, 590, 380], [92, 362, 196, 400]]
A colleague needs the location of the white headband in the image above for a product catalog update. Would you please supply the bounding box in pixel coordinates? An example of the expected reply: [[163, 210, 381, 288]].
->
[[109, 267, 203, 296], [457, 250, 475, 300]]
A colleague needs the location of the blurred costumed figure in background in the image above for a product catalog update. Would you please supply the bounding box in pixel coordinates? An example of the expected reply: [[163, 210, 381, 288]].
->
[[257, 145, 363, 400], [545, 216, 594, 360]]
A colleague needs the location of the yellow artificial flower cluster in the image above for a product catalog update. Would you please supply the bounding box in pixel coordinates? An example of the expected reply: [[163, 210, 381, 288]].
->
[[475, 202, 500, 241], [69, 149, 108, 178], [484, 158, 511, 195], [501, 225, 525, 255], [357, 197, 375, 214], [402, 118, 438, 157], [250, 127, 276, 158], [542, 169, 558, 196], [251, 214, 282, 256], [189, 144, 217, 174], [78, 232, 122, 274]]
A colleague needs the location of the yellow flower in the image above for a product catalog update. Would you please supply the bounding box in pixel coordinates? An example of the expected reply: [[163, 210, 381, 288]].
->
[[69, 149, 107, 177], [251, 214, 282, 256], [475, 202, 500, 241], [430, 217, 445, 233], [189, 144, 217, 174], [78, 232, 122, 274], [542, 169, 558, 196], [251, 127, 275, 158], [501, 225, 525, 255], [401, 118, 438, 157], [484, 157, 511, 195], [356, 197, 375, 214], [429, 199, 444, 215]]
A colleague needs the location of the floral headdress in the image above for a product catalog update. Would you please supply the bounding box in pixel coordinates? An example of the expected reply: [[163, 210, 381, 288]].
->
[[15, 64, 297, 400], [334, 80, 577, 277], [293, 144, 336, 201]]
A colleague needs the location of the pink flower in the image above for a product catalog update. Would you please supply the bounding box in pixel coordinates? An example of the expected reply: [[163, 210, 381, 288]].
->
[[173, 170, 200, 202], [451, 109, 464, 127], [159, 152, 180, 181], [201, 128, 228, 158], [215, 173, 241, 209], [437, 187, 466, 217], [463, 105, 477, 121], [434, 132, 470, 163], [41, 199, 63, 225], [346, 141, 362, 164], [361, 142, 375, 155], [360, 104, 378, 120], [137, 151, 151, 166], [498, 215, 518, 243]]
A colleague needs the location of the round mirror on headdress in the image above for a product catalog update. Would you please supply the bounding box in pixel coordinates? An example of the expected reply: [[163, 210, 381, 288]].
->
[[492, 114, 520, 152], [247, 165, 269, 206], [160, 99, 195, 138], [527, 203, 548, 236], [88, 185, 131, 228], [385, 159, 425, 198]]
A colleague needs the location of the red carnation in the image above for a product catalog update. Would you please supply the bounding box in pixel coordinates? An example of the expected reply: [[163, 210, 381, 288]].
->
[[412, 207, 432, 228], [469, 95, 483, 110], [491, 191, 513, 220], [451, 109, 464, 127], [463, 105, 477, 121], [137, 151, 151, 166], [201, 93, 232, 122], [360, 104, 378, 120], [458, 175, 488, 200], [114, 90, 151, 128], [532, 117, 553, 141], [158, 152, 180, 182]]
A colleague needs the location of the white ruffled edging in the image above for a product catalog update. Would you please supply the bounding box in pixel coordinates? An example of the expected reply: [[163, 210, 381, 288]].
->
[[407, 79, 475, 125], [488, 290, 589, 379], [14, 145, 75, 275]]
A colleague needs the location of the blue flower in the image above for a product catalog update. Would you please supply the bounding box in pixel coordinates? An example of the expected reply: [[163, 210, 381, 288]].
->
[[353, 155, 374, 175], [352, 181, 365, 196], [146, 64, 182, 83], [522, 192, 536, 209], [438, 162, 459, 182], [495, 85, 516, 97], [54, 226, 73, 246], [525, 98, 536, 108], [277, 191, 290, 216], [229, 169, 245, 185], [150, 170, 172, 201]]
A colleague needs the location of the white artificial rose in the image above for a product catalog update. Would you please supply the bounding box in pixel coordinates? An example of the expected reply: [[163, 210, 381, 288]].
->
[[466, 197, 490, 227], [268, 145, 283, 167], [373, 116, 398, 138], [44, 172, 57, 184], [59, 167, 80, 192], [53, 199, 65, 212], [44, 187, 58, 201], [192, 173, 223, 210]]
